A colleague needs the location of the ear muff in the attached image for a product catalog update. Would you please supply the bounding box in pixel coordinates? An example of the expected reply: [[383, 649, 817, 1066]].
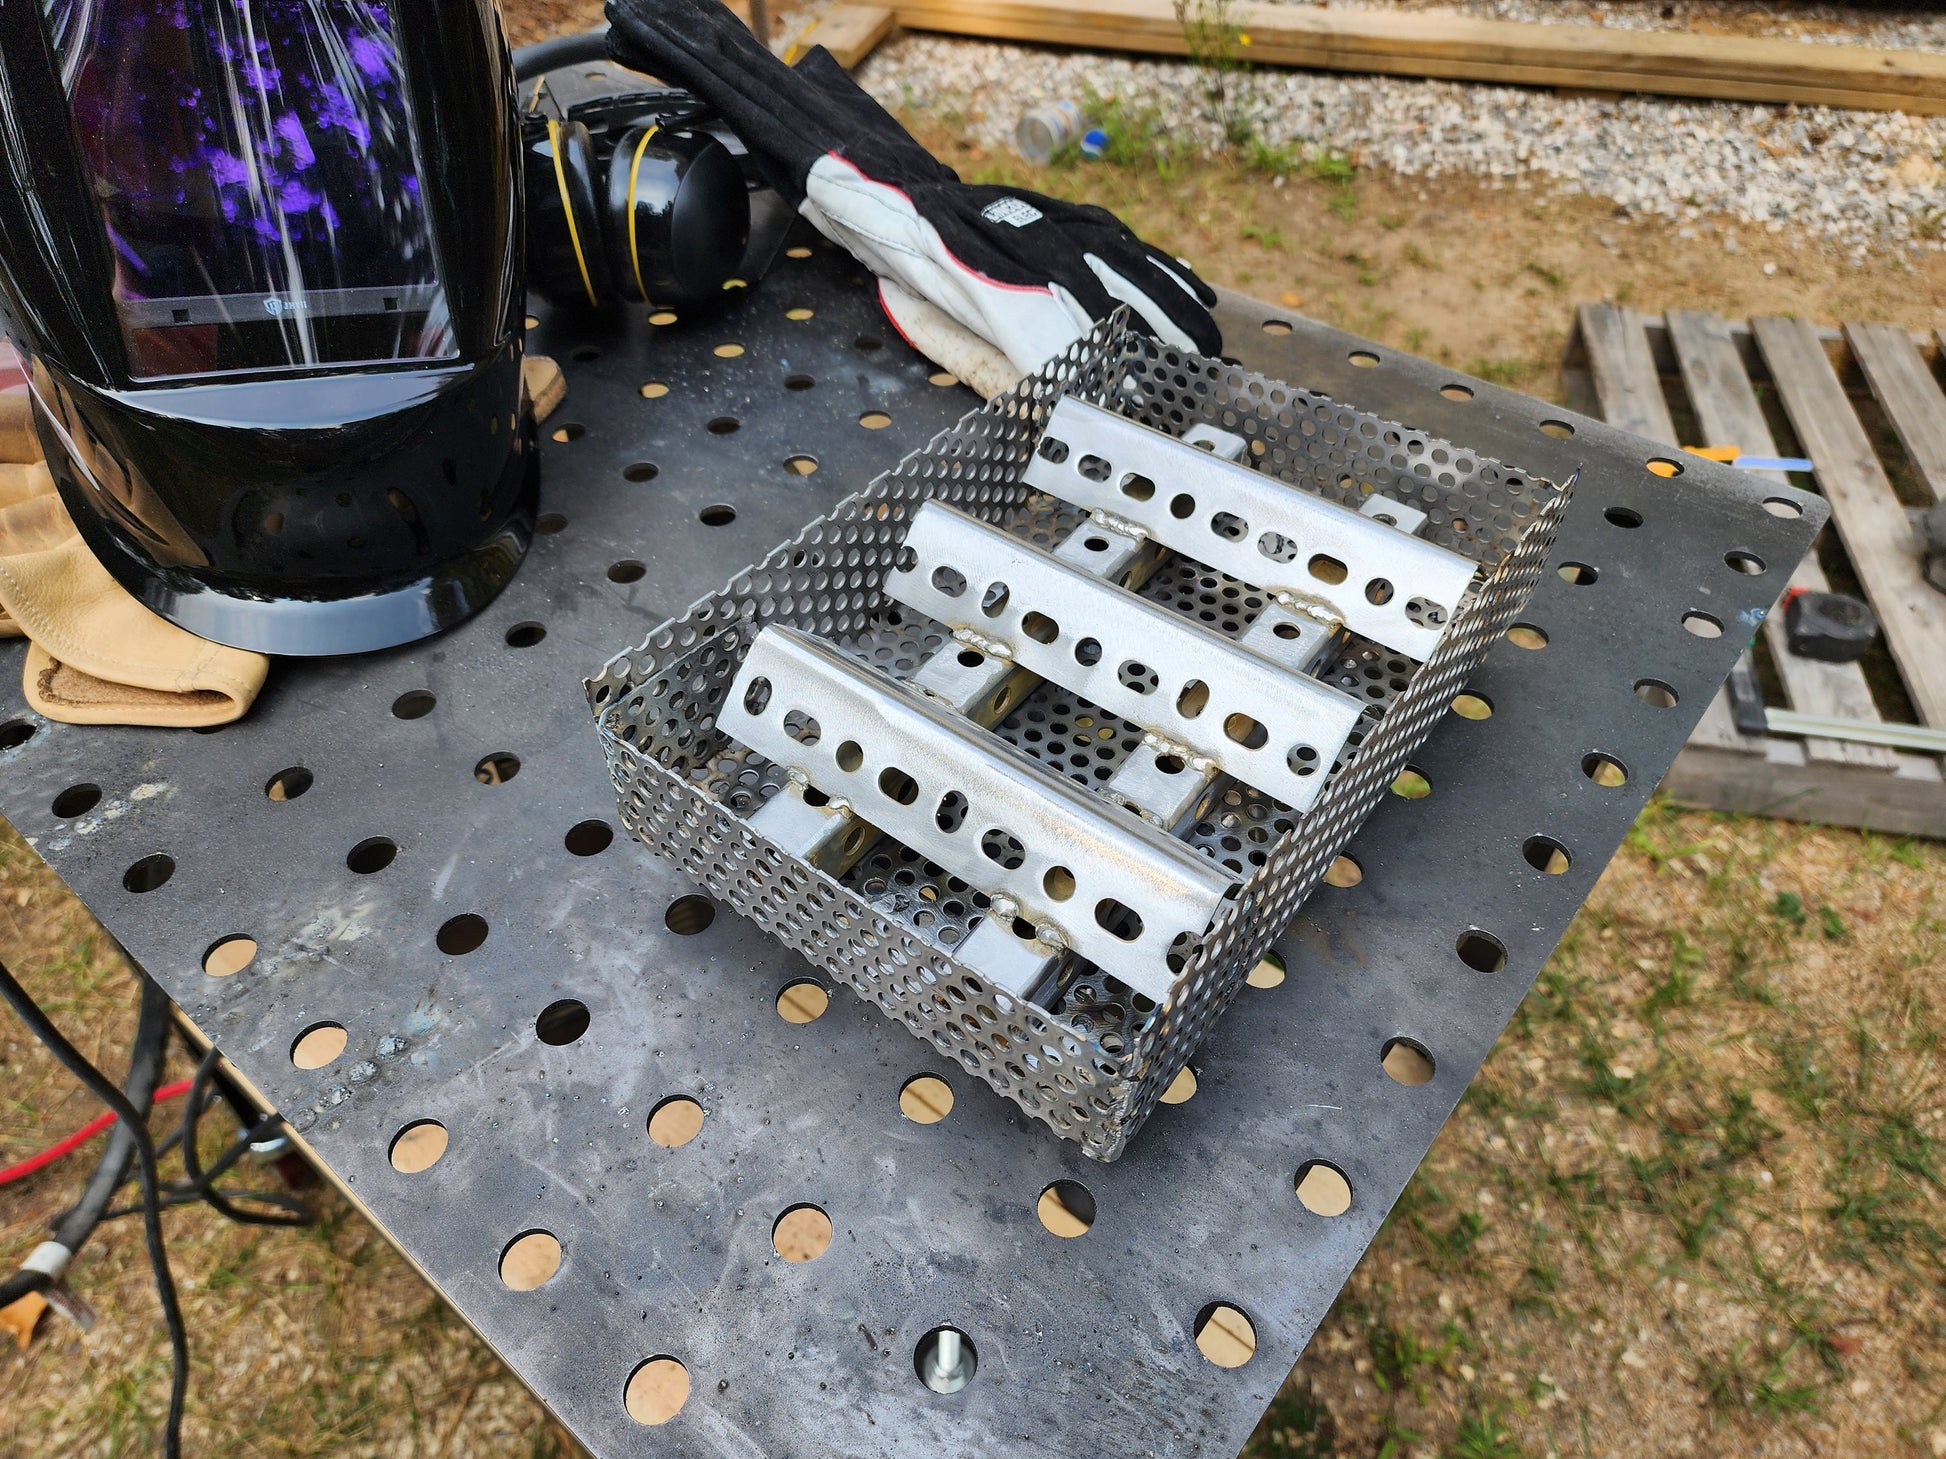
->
[[521, 117, 614, 308], [602, 127, 750, 309]]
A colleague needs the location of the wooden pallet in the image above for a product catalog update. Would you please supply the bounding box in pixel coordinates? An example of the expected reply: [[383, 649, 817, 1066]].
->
[[1565, 305, 1946, 839]]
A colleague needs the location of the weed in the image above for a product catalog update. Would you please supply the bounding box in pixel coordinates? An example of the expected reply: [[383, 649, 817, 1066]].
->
[[1405, 326, 1429, 352], [1451, 1404, 1528, 1459], [1523, 260, 1566, 288], [1643, 932, 1704, 1019], [1378, 212, 1405, 230], [1244, 138, 1300, 176], [1369, 1319, 1460, 1400], [1174, 0, 1257, 146], [1771, 890, 1807, 928], [1311, 151, 1355, 184], [1402, 241, 1436, 267], [1241, 222, 1287, 250], [1252, 1375, 1335, 1458], [1467, 357, 1539, 387]]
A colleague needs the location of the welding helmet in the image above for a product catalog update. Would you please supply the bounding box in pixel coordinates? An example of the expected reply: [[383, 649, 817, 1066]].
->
[[0, 0, 535, 655]]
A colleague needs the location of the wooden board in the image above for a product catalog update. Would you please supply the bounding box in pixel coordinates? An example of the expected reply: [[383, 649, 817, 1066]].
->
[[1847, 321, 1946, 507], [1664, 310, 1897, 770], [1663, 740, 1946, 840], [789, 4, 897, 68], [891, 0, 1946, 114], [1574, 304, 1676, 443], [1755, 315, 1946, 730]]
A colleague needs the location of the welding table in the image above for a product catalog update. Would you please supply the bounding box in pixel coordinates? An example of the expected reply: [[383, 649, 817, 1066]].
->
[[0, 234, 1819, 1456]]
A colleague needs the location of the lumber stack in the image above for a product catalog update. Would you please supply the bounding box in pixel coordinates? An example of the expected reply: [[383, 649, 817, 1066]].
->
[[871, 0, 1946, 114]]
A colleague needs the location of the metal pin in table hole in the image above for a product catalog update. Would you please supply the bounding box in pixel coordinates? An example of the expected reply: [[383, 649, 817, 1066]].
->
[[918, 1326, 975, 1393]]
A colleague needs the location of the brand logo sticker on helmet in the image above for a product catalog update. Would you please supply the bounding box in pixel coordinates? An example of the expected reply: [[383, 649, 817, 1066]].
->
[[979, 198, 1044, 229]]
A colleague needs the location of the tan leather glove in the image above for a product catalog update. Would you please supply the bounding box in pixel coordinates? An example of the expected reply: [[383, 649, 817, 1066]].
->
[[0, 399, 268, 727], [0, 355, 562, 729]]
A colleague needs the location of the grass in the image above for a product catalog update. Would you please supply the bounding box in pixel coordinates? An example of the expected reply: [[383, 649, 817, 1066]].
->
[[1243, 802, 1946, 1458]]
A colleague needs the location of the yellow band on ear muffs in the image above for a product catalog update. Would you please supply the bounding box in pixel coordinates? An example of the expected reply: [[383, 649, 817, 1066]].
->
[[524, 115, 748, 310]]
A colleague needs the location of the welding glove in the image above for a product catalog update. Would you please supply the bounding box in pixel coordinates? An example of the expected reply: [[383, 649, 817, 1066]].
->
[[0, 357, 565, 728], [0, 397, 268, 727], [603, 1, 1222, 393]]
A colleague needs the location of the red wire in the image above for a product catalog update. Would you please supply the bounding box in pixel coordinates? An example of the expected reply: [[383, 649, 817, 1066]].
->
[[0, 1078, 195, 1186]]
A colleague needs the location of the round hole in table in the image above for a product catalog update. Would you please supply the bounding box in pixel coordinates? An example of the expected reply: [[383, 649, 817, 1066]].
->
[[499, 1230, 561, 1291], [1294, 1161, 1353, 1217], [52, 783, 101, 818], [648, 1096, 704, 1148], [346, 837, 396, 874], [203, 935, 257, 977], [291, 1021, 347, 1070], [624, 1358, 689, 1425], [1037, 1180, 1096, 1238], [777, 979, 829, 1024], [899, 1074, 953, 1124], [665, 895, 715, 934], [1193, 1302, 1257, 1367], [389, 1120, 448, 1174], [773, 1205, 833, 1262]]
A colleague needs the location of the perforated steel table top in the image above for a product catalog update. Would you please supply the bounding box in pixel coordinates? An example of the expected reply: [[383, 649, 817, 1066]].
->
[[0, 243, 1822, 1457]]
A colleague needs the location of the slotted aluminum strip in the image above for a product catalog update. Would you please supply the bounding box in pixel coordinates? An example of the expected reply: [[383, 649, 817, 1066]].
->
[[887, 502, 1363, 811], [1023, 396, 1478, 658], [721, 625, 1235, 1002]]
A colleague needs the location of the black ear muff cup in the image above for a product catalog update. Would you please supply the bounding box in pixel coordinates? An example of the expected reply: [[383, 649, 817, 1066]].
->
[[604, 127, 750, 308], [523, 117, 615, 308]]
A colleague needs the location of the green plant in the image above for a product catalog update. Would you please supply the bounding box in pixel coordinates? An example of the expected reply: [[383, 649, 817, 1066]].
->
[[1450, 1404, 1527, 1459], [1249, 1377, 1334, 1458], [1173, 0, 1256, 146], [1245, 137, 1300, 176]]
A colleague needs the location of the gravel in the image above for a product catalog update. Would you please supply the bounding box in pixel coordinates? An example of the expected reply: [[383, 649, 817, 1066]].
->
[[849, 14, 1946, 256]]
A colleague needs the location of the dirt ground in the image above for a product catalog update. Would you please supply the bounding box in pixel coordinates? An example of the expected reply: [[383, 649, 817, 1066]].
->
[[5, 8, 1946, 1459]]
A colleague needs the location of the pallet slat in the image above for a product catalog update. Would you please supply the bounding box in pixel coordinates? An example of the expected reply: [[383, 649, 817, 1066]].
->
[[1847, 321, 1946, 508], [790, 4, 896, 67], [1665, 310, 1897, 770], [1755, 316, 1946, 731], [1575, 304, 1677, 443], [891, 0, 1946, 113], [1572, 306, 1755, 758]]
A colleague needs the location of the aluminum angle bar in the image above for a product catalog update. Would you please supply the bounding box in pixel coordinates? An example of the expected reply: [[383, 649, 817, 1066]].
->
[[1022, 396, 1479, 658], [722, 626, 1236, 1003], [888, 502, 1363, 811]]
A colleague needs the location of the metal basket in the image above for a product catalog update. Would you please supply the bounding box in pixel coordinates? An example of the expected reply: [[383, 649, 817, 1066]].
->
[[589, 315, 1567, 1160]]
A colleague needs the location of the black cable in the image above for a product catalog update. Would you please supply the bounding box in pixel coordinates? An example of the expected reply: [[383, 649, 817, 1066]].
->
[[0, 977, 169, 1309], [96, 1040, 313, 1228], [175, 1053, 310, 1228], [513, 26, 611, 81], [52, 978, 170, 1252], [0, 958, 187, 1459]]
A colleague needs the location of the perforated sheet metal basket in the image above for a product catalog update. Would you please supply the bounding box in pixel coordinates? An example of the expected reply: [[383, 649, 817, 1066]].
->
[[589, 316, 1568, 1159]]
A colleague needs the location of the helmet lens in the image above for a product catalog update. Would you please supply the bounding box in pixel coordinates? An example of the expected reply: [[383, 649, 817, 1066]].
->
[[46, 0, 457, 379]]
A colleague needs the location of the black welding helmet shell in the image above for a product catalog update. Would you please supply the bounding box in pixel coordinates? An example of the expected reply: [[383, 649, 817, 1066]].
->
[[0, 0, 535, 656]]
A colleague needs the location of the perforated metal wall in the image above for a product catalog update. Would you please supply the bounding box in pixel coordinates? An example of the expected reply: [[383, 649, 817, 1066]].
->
[[591, 319, 1565, 1159]]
